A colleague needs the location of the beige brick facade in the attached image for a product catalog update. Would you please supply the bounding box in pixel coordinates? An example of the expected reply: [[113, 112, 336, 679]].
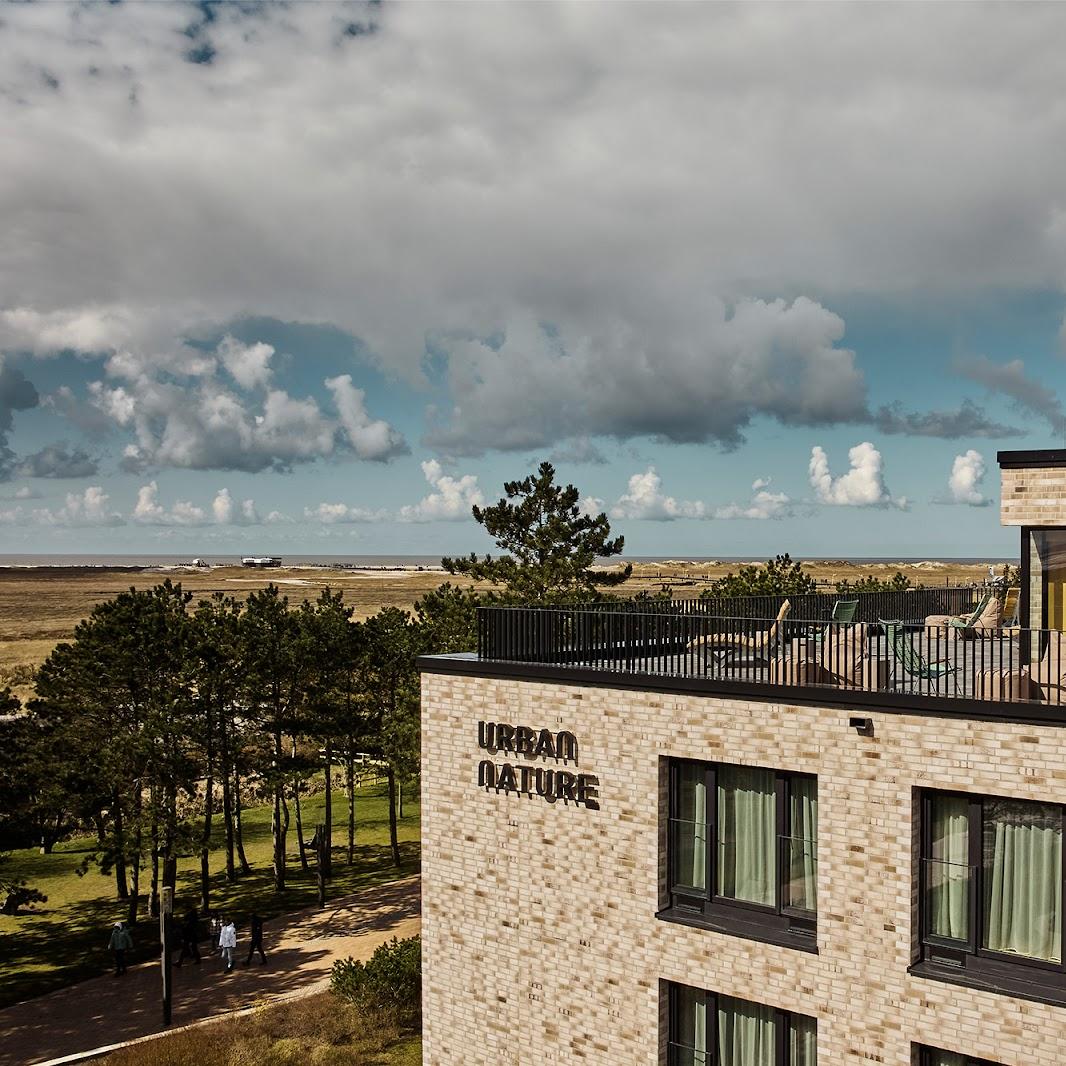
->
[[421, 669, 1066, 1066], [1000, 465, 1066, 527]]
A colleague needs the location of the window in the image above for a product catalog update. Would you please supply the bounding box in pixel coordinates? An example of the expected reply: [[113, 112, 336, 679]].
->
[[917, 1047, 1003, 1066], [663, 760, 816, 950], [667, 982, 816, 1066], [917, 789, 1066, 1003]]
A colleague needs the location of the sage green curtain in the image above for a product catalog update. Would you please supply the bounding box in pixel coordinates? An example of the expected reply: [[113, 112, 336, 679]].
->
[[788, 1014, 818, 1065], [676, 763, 709, 892], [717, 766, 776, 906], [675, 984, 709, 1066], [983, 798, 1062, 963], [929, 794, 970, 941], [786, 778, 818, 914], [717, 995, 775, 1066]]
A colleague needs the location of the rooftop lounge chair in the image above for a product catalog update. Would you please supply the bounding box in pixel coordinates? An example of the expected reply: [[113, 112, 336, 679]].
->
[[883, 619, 960, 694], [774, 621, 888, 690], [924, 590, 1001, 639], [687, 598, 791, 665], [809, 598, 858, 642]]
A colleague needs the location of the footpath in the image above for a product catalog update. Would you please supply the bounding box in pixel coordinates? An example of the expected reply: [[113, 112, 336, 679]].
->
[[0, 876, 421, 1066]]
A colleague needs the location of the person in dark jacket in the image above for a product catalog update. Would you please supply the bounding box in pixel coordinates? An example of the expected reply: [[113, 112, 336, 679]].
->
[[108, 921, 133, 976], [175, 908, 201, 967], [244, 913, 266, 965]]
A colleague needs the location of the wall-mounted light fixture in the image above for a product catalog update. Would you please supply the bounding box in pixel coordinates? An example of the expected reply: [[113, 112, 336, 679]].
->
[[849, 716, 874, 737]]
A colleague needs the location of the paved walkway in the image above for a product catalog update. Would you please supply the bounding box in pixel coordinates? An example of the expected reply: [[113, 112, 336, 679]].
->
[[0, 876, 421, 1066]]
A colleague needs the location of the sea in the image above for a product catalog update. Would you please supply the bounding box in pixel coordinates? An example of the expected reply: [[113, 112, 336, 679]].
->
[[0, 554, 1015, 568]]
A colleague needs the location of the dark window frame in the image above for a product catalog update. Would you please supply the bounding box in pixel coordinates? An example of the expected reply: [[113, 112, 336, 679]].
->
[[666, 981, 815, 1066], [915, 787, 1066, 1005], [659, 758, 817, 952], [917, 1044, 1003, 1066]]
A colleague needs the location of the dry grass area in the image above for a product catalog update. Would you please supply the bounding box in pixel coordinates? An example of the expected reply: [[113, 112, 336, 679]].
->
[[0, 558, 998, 703], [102, 993, 421, 1066]]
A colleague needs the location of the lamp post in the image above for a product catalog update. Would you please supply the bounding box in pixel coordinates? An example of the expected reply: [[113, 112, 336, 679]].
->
[[160, 884, 174, 1026]]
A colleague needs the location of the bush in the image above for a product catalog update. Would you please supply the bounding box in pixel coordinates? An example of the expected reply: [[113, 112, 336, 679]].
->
[[835, 571, 912, 594], [330, 936, 421, 1024], [702, 554, 818, 597]]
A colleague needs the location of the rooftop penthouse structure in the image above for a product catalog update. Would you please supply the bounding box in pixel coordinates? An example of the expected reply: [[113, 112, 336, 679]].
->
[[419, 449, 1066, 1066]]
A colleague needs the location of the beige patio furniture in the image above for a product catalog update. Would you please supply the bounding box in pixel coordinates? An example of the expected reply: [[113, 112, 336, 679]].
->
[[1025, 632, 1066, 704], [925, 592, 1002, 639], [775, 622, 888, 690], [687, 598, 791, 662]]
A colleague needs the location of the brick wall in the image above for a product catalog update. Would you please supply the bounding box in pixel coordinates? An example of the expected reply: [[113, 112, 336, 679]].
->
[[1001, 465, 1066, 526], [421, 669, 1066, 1066]]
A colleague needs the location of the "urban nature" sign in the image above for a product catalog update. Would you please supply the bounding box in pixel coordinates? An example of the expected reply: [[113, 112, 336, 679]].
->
[[476, 720, 600, 810]]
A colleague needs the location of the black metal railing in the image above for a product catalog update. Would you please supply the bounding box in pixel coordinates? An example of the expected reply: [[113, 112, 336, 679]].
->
[[476, 603, 1065, 709]]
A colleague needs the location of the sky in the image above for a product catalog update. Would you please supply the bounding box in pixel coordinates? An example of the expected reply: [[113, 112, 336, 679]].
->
[[2, 2, 1066, 560]]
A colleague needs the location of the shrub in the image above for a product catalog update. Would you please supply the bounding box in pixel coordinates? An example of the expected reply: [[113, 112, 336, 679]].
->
[[835, 571, 912, 594], [702, 554, 818, 597], [330, 936, 421, 1024]]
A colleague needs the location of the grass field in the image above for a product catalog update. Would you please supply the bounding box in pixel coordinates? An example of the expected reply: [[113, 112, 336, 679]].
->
[[102, 992, 422, 1066], [0, 558, 996, 704], [0, 779, 420, 1010]]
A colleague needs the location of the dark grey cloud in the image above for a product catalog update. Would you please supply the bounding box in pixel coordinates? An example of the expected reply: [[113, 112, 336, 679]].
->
[[16, 443, 98, 479], [3, 4, 1066, 456], [0, 363, 40, 480], [872, 400, 1022, 439], [548, 438, 608, 466], [955, 356, 1064, 432]]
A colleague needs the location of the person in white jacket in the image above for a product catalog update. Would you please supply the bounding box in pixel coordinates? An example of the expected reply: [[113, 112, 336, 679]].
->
[[218, 916, 237, 973]]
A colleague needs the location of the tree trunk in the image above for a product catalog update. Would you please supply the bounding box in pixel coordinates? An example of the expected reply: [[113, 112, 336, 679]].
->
[[323, 741, 333, 877], [222, 763, 236, 884], [113, 792, 129, 900], [294, 777, 309, 873], [272, 728, 286, 892], [399, 777, 404, 820], [234, 770, 251, 875], [386, 766, 401, 868], [150, 809, 160, 918], [199, 775, 214, 915], [128, 784, 143, 925]]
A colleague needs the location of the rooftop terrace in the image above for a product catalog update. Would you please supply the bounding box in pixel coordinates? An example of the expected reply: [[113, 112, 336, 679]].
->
[[421, 587, 1066, 725]]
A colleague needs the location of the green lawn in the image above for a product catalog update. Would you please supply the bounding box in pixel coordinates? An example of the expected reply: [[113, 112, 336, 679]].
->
[[0, 780, 420, 1009]]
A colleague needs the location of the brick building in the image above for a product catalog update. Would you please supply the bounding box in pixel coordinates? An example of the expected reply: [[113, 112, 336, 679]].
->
[[419, 449, 1066, 1066]]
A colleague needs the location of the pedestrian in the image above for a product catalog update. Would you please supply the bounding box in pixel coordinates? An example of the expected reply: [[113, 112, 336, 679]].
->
[[219, 915, 237, 973], [209, 912, 221, 954], [175, 908, 201, 967], [244, 913, 266, 965], [108, 920, 133, 976]]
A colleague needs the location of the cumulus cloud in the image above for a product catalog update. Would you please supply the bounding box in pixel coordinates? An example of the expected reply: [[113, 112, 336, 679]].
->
[[3, 4, 1066, 456], [398, 460, 484, 522], [956, 356, 1064, 433], [430, 302, 868, 454], [216, 336, 274, 391], [809, 443, 907, 509], [325, 375, 408, 461], [34, 486, 123, 527], [610, 468, 707, 521], [945, 449, 992, 507], [16, 443, 98, 479], [74, 340, 405, 473], [132, 482, 208, 526], [715, 478, 793, 520], [212, 488, 260, 525]]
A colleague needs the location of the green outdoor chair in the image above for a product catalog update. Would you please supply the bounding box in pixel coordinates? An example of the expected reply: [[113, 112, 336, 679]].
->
[[949, 589, 993, 631], [881, 619, 960, 694], [810, 598, 858, 642]]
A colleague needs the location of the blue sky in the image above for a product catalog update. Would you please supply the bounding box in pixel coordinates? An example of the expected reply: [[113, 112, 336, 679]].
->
[[2, 3, 1066, 559]]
